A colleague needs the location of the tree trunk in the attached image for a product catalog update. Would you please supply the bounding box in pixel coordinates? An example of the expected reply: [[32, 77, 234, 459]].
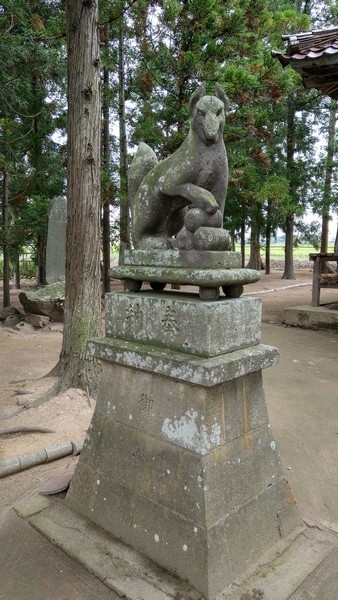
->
[[321, 105, 336, 254], [59, 0, 102, 395], [2, 169, 10, 307], [32, 75, 49, 285], [247, 217, 261, 270], [14, 250, 20, 289], [230, 230, 235, 251], [265, 199, 272, 275], [282, 97, 296, 280], [240, 199, 246, 267], [321, 210, 330, 255], [247, 202, 263, 270], [118, 15, 129, 262], [36, 234, 47, 286], [282, 214, 295, 279], [102, 48, 111, 295]]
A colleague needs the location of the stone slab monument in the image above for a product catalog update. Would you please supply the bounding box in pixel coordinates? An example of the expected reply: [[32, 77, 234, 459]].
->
[[65, 84, 299, 599], [46, 195, 67, 284], [19, 196, 67, 321]]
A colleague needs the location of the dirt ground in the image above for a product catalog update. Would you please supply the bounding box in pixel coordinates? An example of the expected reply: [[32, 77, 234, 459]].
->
[[0, 269, 337, 599]]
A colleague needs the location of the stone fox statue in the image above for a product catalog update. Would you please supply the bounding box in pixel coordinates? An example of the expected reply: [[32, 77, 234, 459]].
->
[[128, 83, 229, 250]]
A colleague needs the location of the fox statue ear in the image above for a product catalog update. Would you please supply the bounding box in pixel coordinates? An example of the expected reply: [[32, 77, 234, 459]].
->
[[215, 83, 230, 113], [189, 83, 206, 116]]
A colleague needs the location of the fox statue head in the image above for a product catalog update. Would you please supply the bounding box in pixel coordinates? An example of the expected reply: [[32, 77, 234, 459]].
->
[[189, 83, 229, 144]]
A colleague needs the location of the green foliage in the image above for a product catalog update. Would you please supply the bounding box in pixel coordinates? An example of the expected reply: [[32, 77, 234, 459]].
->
[[0, 252, 36, 278], [294, 220, 321, 249], [120, 0, 337, 265], [103, 0, 335, 271], [1, 0, 336, 278], [0, 0, 66, 279], [257, 175, 290, 210]]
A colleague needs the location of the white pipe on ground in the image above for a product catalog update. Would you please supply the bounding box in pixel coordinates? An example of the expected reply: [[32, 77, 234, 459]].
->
[[0, 436, 85, 478]]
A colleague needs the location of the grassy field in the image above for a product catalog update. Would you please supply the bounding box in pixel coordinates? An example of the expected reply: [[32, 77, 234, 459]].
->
[[112, 244, 333, 261], [237, 244, 335, 261]]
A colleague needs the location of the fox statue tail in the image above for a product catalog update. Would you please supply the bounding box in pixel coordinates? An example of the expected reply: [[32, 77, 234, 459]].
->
[[128, 142, 158, 206]]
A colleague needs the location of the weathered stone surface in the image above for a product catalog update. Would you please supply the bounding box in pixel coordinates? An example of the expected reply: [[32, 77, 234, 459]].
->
[[67, 333, 298, 599], [206, 478, 298, 593], [88, 337, 279, 386], [4, 313, 23, 328], [121, 248, 242, 269], [72, 415, 283, 529], [46, 196, 66, 284], [95, 365, 269, 448], [15, 494, 50, 518], [105, 292, 261, 357], [176, 224, 232, 251], [14, 321, 35, 333], [77, 416, 207, 524], [0, 306, 22, 321], [17, 495, 202, 600], [284, 304, 338, 330], [67, 454, 298, 599], [278, 503, 301, 538], [26, 313, 50, 328], [67, 290, 298, 599], [96, 363, 225, 450], [69, 360, 284, 530], [67, 463, 214, 596], [192, 226, 230, 251], [110, 265, 260, 290], [129, 84, 229, 251], [19, 283, 65, 321], [18, 494, 336, 600]]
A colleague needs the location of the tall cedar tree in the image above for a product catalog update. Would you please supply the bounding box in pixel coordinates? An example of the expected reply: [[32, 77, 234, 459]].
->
[[0, 0, 66, 300], [58, 0, 102, 395]]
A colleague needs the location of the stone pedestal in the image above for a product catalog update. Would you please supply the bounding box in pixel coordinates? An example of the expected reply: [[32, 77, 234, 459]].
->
[[66, 291, 299, 599]]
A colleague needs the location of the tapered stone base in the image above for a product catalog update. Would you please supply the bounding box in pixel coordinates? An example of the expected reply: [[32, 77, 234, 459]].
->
[[66, 292, 299, 599]]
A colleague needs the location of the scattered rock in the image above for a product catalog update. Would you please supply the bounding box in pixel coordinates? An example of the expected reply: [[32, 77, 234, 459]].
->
[[4, 314, 23, 328], [26, 314, 51, 328], [14, 321, 35, 333], [19, 282, 65, 321], [0, 306, 23, 321]]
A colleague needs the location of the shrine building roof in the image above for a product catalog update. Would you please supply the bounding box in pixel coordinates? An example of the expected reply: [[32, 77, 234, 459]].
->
[[272, 26, 338, 99]]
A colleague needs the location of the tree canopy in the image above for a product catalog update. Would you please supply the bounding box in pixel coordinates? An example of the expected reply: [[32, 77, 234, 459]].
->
[[1, 0, 337, 295]]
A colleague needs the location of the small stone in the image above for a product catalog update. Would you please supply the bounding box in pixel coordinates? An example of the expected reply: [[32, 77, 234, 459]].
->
[[26, 313, 50, 328], [14, 321, 35, 333], [4, 314, 22, 328], [0, 306, 22, 321]]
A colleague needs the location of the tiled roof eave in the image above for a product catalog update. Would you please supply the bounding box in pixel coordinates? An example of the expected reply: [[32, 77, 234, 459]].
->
[[273, 49, 338, 70], [272, 27, 338, 99]]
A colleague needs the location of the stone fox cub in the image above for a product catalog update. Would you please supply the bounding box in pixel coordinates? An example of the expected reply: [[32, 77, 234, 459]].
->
[[128, 83, 229, 250]]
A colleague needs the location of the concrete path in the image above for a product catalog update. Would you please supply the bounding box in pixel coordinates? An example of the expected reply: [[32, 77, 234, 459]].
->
[[0, 456, 121, 600], [263, 323, 338, 530]]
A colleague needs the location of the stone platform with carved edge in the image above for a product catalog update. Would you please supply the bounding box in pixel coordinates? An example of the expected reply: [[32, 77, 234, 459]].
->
[[110, 249, 260, 301], [64, 290, 300, 600]]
